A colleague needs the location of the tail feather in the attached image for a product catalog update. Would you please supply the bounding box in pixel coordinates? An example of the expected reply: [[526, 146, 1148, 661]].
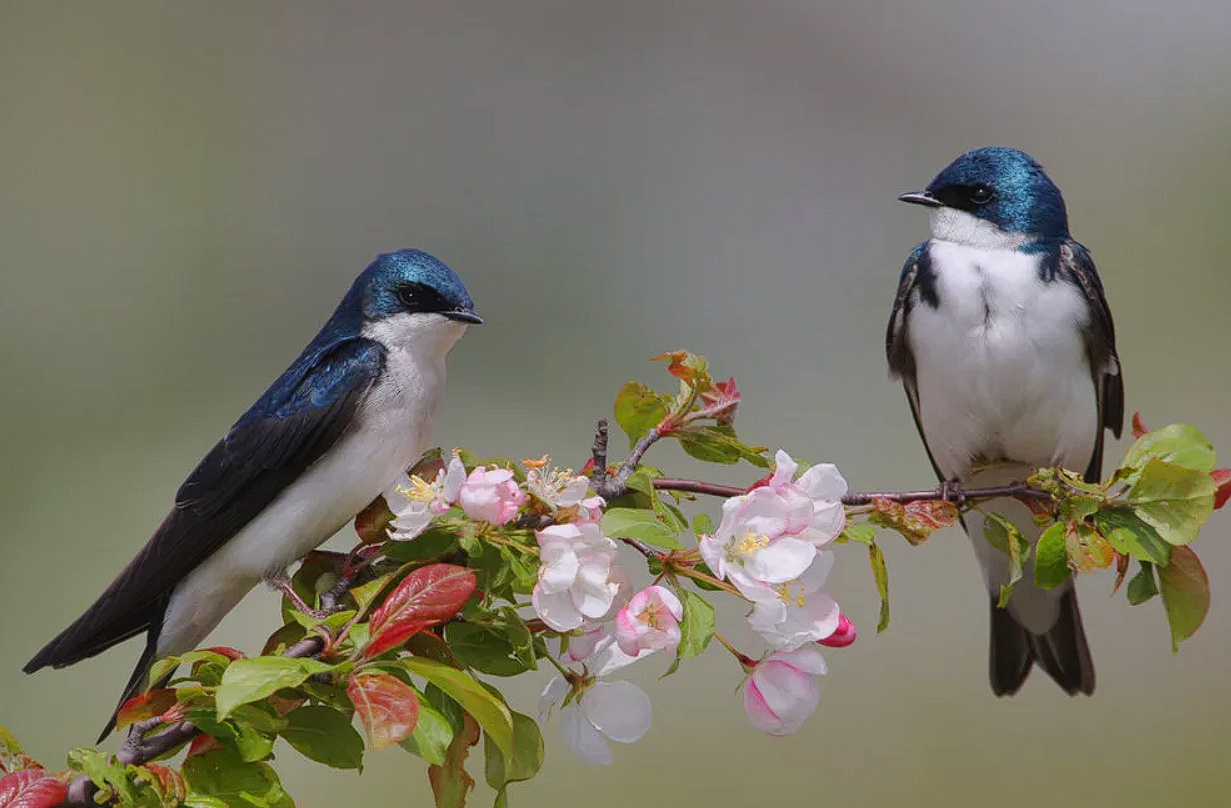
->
[[96, 627, 164, 743], [988, 589, 1095, 696]]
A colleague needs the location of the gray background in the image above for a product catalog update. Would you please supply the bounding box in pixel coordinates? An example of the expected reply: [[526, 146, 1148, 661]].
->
[[2, 2, 1229, 806]]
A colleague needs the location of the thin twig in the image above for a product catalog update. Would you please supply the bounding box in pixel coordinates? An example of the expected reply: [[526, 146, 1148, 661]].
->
[[650, 477, 1051, 506], [58, 637, 325, 808], [618, 537, 662, 559]]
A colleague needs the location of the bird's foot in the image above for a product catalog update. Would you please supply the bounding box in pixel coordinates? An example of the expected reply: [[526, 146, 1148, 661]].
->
[[937, 479, 967, 507], [267, 570, 343, 621]]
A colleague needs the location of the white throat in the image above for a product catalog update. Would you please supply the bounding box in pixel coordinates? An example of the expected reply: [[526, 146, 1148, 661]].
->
[[362, 312, 469, 362], [929, 207, 1028, 250]]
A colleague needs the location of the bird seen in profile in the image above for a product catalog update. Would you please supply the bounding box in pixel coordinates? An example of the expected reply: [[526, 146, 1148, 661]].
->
[[25, 248, 482, 737]]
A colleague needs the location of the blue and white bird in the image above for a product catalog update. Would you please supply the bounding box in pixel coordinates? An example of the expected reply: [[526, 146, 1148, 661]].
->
[[887, 148, 1122, 695], [25, 249, 481, 733]]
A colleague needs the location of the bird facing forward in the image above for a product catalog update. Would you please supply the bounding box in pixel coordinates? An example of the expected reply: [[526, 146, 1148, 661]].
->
[[887, 147, 1122, 695], [25, 249, 482, 736]]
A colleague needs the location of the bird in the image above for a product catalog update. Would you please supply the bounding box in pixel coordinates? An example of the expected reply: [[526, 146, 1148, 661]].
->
[[886, 147, 1122, 696], [25, 248, 482, 737]]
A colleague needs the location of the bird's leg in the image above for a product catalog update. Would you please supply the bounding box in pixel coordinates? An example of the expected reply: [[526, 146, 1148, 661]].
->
[[937, 478, 967, 507], [266, 569, 336, 620]]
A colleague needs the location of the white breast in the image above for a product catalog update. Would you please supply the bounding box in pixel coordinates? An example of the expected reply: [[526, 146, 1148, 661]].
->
[[158, 314, 467, 656], [907, 233, 1098, 481]]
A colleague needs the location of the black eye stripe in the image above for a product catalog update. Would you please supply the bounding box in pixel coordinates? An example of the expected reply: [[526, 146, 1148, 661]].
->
[[397, 282, 449, 312]]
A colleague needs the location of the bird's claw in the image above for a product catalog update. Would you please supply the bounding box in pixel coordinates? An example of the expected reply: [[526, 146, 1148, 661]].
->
[[938, 479, 967, 507], [268, 570, 347, 621]]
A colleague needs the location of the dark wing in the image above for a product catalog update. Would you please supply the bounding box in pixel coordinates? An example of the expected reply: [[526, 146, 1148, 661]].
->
[[25, 337, 386, 672], [1057, 240, 1123, 482], [887, 243, 947, 481]]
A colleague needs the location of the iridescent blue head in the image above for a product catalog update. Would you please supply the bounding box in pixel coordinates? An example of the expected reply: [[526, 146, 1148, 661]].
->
[[353, 249, 481, 325], [898, 147, 1069, 240]]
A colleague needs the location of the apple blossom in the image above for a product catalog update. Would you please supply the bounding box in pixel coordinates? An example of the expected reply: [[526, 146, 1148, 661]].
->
[[524, 456, 591, 509], [457, 465, 526, 525], [743, 647, 827, 736], [539, 633, 654, 765], [615, 586, 683, 656], [386, 455, 466, 540], [531, 522, 623, 631], [744, 551, 841, 650], [817, 614, 857, 648]]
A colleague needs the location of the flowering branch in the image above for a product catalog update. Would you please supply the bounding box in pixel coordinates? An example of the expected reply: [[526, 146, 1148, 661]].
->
[[4, 349, 1223, 808]]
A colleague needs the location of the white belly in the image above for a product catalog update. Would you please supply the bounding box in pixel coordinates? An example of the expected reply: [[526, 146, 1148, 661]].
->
[[908, 240, 1098, 481], [158, 337, 450, 656]]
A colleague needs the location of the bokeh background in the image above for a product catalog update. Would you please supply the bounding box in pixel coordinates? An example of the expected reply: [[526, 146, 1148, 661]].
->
[[2, 2, 1229, 806]]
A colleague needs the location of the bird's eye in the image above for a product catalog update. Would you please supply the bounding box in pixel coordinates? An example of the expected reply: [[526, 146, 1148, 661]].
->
[[397, 285, 417, 307], [969, 185, 995, 204]]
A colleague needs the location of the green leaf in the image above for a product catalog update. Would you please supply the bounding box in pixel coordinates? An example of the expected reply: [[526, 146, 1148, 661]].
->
[[1126, 459, 1217, 545], [600, 507, 684, 549], [839, 523, 876, 545], [613, 381, 670, 447], [280, 705, 365, 769], [399, 692, 455, 766], [215, 657, 337, 720], [428, 713, 480, 808], [1121, 423, 1217, 475], [692, 512, 713, 538], [1034, 523, 1070, 590], [192, 711, 277, 763], [445, 622, 535, 677], [1158, 545, 1210, 651], [983, 513, 1030, 607], [869, 541, 890, 632], [1126, 562, 1159, 605], [675, 425, 769, 468], [383, 527, 460, 564], [69, 747, 138, 806], [1094, 507, 1172, 566], [0, 726, 25, 773], [402, 658, 514, 759], [664, 590, 716, 676], [182, 747, 294, 808], [483, 711, 544, 794]]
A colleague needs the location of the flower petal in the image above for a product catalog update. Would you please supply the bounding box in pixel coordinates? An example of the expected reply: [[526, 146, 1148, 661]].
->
[[560, 704, 613, 765], [538, 675, 571, 721], [583, 681, 652, 743], [746, 537, 816, 583], [532, 585, 583, 631]]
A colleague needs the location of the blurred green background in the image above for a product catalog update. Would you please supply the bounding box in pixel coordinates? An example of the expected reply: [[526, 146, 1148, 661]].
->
[[2, 2, 1229, 806]]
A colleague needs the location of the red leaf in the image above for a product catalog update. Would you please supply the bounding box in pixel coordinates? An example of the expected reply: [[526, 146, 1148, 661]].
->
[[1131, 411, 1150, 439], [185, 734, 223, 758], [0, 770, 67, 808], [1211, 469, 1231, 510], [871, 498, 958, 545], [143, 764, 186, 803], [200, 646, 245, 661], [364, 564, 477, 659], [354, 496, 395, 544], [115, 689, 177, 731], [652, 350, 712, 391], [696, 377, 741, 425], [348, 673, 421, 750]]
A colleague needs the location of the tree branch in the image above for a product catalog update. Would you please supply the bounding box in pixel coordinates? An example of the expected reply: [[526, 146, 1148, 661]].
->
[[649, 477, 1051, 506], [58, 636, 325, 808]]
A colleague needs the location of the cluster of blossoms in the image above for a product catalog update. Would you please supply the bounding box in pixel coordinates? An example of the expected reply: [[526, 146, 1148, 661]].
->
[[384, 448, 853, 763]]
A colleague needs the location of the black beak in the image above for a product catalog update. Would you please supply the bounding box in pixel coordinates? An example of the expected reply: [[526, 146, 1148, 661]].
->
[[444, 307, 484, 325], [897, 190, 943, 208]]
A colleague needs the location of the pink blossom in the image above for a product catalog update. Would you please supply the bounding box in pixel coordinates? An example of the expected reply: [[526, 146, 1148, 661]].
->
[[817, 614, 857, 648], [743, 551, 841, 649], [743, 647, 827, 736], [531, 522, 622, 631], [457, 466, 526, 525], [614, 586, 684, 656]]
